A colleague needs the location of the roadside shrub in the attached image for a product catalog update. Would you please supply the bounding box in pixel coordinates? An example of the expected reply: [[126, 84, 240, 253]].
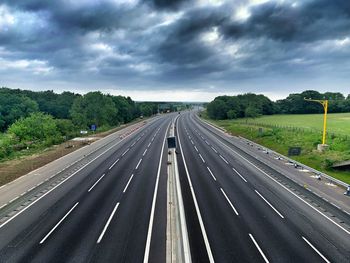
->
[[55, 119, 77, 139], [7, 112, 61, 144], [323, 158, 335, 169], [0, 135, 14, 159]]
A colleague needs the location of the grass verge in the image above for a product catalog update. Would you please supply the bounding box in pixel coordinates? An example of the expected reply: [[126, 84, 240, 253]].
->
[[0, 117, 148, 187], [201, 112, 350, 185]]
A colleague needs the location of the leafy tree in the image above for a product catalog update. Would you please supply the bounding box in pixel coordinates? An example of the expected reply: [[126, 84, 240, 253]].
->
[[54, 92, 80, 119], [7, 112, 61, 144], [245, 105, 260, 118], [112, 96, 134, 123], [0, 134, 14, 159], [323, 92, 345, 100], [207, 99, 228, 119], [55, 119, 77, 139], [0, 92, 39, 131], [276, 90, 322, 114], [207, 93, 273, 120], [276, 90, 350, 114], [70, 92, 118, 128], [227, 109, 238, 119], [140, 104, 153, 117]]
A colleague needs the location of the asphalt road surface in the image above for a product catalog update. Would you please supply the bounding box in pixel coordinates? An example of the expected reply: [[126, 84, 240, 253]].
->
[[0, 111, 349, 262], [0, 114, 173, 262], [176, 112, 349, 263]]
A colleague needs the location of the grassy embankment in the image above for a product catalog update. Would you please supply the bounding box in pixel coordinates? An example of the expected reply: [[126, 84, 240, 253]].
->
[[0, 117, 147, 186], [202, 112, 350, 184]]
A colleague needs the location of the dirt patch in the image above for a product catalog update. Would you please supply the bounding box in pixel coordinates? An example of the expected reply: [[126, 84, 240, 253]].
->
[[0, 141, 87, 186], [0, 118, 148, 187]]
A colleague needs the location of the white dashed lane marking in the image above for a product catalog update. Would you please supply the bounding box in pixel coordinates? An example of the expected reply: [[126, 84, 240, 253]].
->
[[207, 167, 217, 181]]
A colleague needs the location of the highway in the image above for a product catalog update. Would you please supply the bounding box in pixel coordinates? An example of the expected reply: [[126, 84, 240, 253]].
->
[[0, 114, 173, 262], [176, 112, 350, 262], [0, 111, 349, 262]]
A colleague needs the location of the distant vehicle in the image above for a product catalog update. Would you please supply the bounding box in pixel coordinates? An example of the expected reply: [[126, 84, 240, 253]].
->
[[178, 112, 181, 114], [140, 115, 143, 119]]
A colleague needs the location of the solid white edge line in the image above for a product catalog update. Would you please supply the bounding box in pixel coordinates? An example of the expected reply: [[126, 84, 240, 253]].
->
[[97, 202, 120, 244], [232, 167, 247, 183], [199, 153, 205, 163], [173, 134, 192, 262], [176, 118, 215, 263], [143, 121, 170, 263], [0, 115, 142, 192], [207, 167, 217, 181], [88, 174, 106, 192], [0, 127, 137, 230], [123, 174, 134, 193], [249, 233, 269, 263], [40, 202, 79, 244], [135, 158, 142, 170], [201, 119, 350, 235], [302, 236, 330, 263], [220, 188, 239, 216], [254, 190, 284, 219]]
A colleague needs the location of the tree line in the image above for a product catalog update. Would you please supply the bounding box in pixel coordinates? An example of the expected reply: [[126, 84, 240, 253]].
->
[[0, 87, 186, 159], [206, 90, 350, 120]]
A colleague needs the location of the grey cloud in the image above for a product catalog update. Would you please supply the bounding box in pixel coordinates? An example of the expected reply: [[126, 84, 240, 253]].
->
[[144, 0, 190, 10], [153, 6, 231, 65], [221, 0, 350, 42], [1, 0, 350, 97]]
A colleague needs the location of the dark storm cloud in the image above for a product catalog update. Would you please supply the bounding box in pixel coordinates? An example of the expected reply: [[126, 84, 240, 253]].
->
[[153, 5, 231, 68], [221, 0, 350, 42], [1, 0, 350, 98], [1, 0, 56, 11], [2, 0, 150, 33], [144, 0, 190, 10]]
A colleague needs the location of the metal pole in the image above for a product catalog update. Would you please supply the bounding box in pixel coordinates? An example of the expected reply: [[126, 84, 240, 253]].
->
[[304, 98, 329, 145], [322, 100, 328, 145]]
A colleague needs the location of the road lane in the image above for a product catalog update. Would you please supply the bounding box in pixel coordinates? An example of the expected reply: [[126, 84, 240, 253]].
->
[[91, 117, 170, 262], [0, 114, 173, 262], [0, 110, 348, 262], [176, 112, 349, 262]]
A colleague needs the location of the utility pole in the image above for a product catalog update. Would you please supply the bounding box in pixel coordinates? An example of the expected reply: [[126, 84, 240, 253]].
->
[[304, 98, 329, 151]]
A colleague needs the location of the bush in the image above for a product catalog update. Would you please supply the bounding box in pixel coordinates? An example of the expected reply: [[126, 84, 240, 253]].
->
[[7, 112, 61, 144], [323, 158, 335, 169], [227, 109, 237, 119], [55, 119, 77, 139], [0, 135, 13, 159]]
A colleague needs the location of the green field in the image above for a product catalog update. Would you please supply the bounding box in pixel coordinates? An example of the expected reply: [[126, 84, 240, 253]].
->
[[235, 113, 350, 136], [203, 112, 350, 184]]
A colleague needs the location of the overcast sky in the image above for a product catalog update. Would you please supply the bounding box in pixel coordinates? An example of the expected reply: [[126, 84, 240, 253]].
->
[[0, 0, 349, 101]]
